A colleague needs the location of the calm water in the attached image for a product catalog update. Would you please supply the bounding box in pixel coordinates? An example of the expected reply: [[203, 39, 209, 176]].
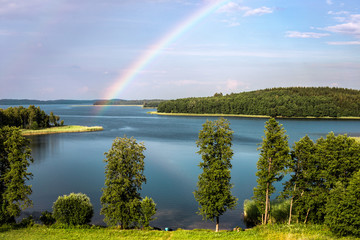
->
[[2, 105, 360, 229]]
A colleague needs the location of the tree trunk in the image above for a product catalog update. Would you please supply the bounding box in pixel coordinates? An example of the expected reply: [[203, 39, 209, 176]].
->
[[215, 216, 219, 232], [288, 184, 296, 225], [304, 208, 310, 224], [264, 157, 272, 224], [264, 182, 269, 224]]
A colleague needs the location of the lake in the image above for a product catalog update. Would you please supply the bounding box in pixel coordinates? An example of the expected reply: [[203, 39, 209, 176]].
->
[[2, 104, 360, 229]]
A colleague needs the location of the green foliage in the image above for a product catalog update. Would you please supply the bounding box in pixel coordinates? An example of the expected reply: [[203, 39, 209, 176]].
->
[[100, 136, 146, 228], [0, 105, 62, 129], [52, 193, 94, 226], [18, 215, 35, 228], [325, 170, 360, 237], [279, 132, 360, 225], [39, 211, 56, 226], [0, 126, 33, 224], [194, 118, 237, 231], [253, 118, 290, 224], [243, 199, 290, 227], [157, 87, 360, 118], [139, 197, 157, 228], [243, 199, 261, 227]]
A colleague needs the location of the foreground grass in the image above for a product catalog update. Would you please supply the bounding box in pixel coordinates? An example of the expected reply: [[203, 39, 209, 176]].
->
[[21, 125, 103, 136], [1, 224, 359, 240], [149, 111, 360, 120]]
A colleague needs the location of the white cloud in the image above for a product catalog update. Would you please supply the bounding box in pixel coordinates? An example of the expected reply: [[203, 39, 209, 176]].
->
[[324, 14, 360, 38], [328, 10, 349, 15], [327, 41, 360, 45], [218, 2, 273, 17], [243, 6, 273, 17], [326, 0, 333, 5], [286, 31, 330, 38], [218, 2, 250, 13]]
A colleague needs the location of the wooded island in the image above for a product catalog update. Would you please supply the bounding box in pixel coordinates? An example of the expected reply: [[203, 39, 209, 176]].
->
[[157, 87, 360, 118]]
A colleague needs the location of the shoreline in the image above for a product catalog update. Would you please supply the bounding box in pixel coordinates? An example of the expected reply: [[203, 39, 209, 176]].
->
[[21, 125, 103, 136], [149, 111, 360, 120]]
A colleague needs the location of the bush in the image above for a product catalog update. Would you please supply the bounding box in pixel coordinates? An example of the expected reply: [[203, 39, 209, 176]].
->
[[243, 199, 261, 227], [52, 193, 93, 225], [325, 171, 360, 237], [40, 211, 56, 226], [139, 197, 157, 228], [243, 199, 290, 226], [18, 215, 35, 227]]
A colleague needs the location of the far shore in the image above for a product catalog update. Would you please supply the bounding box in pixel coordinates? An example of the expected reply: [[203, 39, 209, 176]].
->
[[149, 111, 360, 120], [21, 125, 103, 136]]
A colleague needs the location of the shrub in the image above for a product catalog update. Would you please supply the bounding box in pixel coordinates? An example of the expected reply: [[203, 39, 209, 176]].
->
[[18, 215, 35, 227], [325, 171, 360, 237], [40, 211, 56, 226], [139, 196, 157, 228], [243, 199, 290, 226], [52, 193, 93, 225], [243, 199, 261, 227]]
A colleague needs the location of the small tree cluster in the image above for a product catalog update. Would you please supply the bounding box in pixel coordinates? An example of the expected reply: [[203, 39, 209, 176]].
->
[[0, 106, 62, 129], [249, 118, 360, 237], [52, 192, 94, 225]]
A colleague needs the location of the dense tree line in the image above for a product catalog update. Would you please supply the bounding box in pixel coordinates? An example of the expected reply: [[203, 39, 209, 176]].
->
[[157, 87, 360, 117], [94, 99, 164, 107], [0, 105, 62, 130], [249, 118, 360, 237]]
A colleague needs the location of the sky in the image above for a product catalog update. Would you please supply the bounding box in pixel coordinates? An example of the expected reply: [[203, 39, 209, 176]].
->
[[0, 0, 359, 100]]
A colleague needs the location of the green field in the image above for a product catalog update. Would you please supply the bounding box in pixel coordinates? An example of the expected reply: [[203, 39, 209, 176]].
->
[[0, 224, 359, 240], [21, 125, 103, 136]]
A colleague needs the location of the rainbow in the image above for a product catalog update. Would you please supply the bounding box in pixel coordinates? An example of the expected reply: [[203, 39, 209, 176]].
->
[[102, 0, 231, 101]]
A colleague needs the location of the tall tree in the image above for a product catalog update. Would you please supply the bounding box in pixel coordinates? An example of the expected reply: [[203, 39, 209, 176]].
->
[[100, 136, 146, 228], [282, 135, 316, 224], [0, 126, 33, 224], [253, 118, 290, 224], [194, 118, 237, 232]]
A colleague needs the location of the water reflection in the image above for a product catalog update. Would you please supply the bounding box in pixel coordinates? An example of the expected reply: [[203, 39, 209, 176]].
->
[[27, 134, 62, 165]]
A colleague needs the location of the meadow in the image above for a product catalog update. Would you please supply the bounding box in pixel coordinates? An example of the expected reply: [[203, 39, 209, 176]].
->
[[1, 224, 360, 240], [21, 125, 103, 135]]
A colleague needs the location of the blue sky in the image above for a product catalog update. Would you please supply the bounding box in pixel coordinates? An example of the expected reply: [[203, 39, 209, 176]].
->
[[0, 0, 359, 100]]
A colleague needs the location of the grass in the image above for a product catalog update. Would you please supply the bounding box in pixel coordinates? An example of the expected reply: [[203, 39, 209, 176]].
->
[[352, 137, 360, 143], [149, 111, 360, 120], [21, 125, 103, 136], [1, 224, 359, 240]]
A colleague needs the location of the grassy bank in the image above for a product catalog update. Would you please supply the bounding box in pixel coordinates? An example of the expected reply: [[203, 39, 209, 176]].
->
[[0, 224, 358, 240], [21, 125, 103, 136], [149, 111, 360, 120]]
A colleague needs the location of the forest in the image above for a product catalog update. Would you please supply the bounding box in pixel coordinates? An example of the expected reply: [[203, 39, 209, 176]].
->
[[157, 87, 360, 118], [93, 99, 164, 107], [0, 105, 62, 130]]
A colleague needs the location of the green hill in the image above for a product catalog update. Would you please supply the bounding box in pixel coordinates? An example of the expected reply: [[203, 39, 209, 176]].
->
[[157, 87, 360, 118]]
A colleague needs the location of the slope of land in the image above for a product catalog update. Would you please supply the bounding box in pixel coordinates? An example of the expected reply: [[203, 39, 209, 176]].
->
[[157, 87, 360, 118]]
